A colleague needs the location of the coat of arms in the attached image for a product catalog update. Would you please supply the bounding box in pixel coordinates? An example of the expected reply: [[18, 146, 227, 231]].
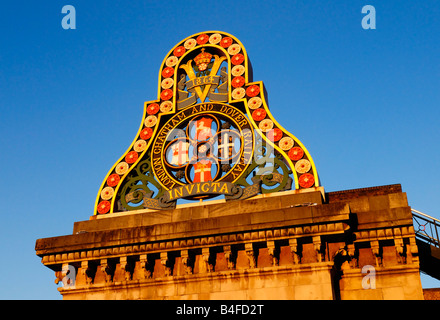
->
[[94, 31, 319, 214]]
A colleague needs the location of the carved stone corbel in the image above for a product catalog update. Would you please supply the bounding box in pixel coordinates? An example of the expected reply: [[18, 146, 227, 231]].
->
[[139, 254, 152, 279], [245, 243, 256, 268], [119, 256, 132, 281], [180, 250, 193, 275], [408, 237, 419, 264], [394, 238, 406, 264], [313, 236, 324, 262], [267, 240, 278, 266], [75, 260, 93, 286], [54, 268, 64, 285], [100, 259, 114, 283], [223, 245, 236, 270], [371, 241, 382, 267], [347, 244, 358, 268], [160, 252, 171, 276], [202, 247, 214, 273], [289, 238, 300, 264]]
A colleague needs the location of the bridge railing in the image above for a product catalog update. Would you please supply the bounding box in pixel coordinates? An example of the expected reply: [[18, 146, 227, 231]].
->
[[412, 209, 440, 248]]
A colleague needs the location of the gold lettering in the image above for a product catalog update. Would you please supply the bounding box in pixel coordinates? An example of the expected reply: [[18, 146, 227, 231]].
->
[[231, 164, 244, 179], [174, 187, 183, 198], [201, 182, 210, 193], [156, 133, 166, 144], [151, 103, 255, 192], [242, 150, 252, 164], [184, 184, 195, 196], [152, 157, 161, 168], [157, 170, 166, 180], [243, 130, 252, 139], [165, 122, 175, 131], [219, 183, 229, 194], [211, 182, 220, 192], [177, 111, 186, 121]]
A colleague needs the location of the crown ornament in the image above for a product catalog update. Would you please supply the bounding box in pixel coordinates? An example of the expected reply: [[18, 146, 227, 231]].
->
[[93, 31, 320, 215], [194, 48, 212, 71]]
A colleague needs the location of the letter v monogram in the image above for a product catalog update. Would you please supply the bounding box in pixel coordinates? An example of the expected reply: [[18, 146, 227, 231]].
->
[[180, 55, 226, 103]]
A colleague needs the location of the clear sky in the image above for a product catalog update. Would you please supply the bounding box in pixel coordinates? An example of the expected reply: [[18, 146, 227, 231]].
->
[[1, 0, 439, 299]]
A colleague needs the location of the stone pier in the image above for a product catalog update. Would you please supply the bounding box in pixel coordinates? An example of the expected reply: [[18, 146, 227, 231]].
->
[[35, 184, 423, 300]]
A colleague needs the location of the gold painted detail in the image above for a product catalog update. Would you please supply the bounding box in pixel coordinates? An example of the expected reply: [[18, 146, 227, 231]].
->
[[151, 102, 254, 192], [94, 31, 320, 215]]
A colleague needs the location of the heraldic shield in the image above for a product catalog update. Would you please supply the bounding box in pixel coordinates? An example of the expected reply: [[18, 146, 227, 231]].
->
[[95, 31, 320, 215]]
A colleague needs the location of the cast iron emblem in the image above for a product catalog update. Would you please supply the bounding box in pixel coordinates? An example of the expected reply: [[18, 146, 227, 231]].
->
[[95, 31, 319, 215]]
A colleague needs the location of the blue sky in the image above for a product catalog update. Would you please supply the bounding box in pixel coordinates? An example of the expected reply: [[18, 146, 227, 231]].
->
[[1, 1, 439, 299]]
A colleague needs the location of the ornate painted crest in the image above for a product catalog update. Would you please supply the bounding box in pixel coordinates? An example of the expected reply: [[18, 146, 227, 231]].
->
[[94, 31, 319, 215]]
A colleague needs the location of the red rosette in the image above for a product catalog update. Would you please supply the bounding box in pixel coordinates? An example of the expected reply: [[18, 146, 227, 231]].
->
[[299, 173, 315, 188], [231, 76, 245, 88], [162, 67, 174, 78], [267, 128, 283, 142], [220, 37, 233, 48], [147, 103, 160, 115], [252, 108, 267, 121], [97, 200, 111, 214], [173, 46, 186, 57], [246, 85, 260, 97], [160, 89, 173, 100], [231, 53, 245, 65], [196, 34, 209, 45], [288, 147, 304, 161], [140, 127, 153, 140], [107, 173, 120, 187], [125, 151, 138, 164]]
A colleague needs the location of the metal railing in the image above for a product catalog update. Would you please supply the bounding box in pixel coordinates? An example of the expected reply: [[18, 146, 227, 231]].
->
[[412, 209, 440, 248]]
